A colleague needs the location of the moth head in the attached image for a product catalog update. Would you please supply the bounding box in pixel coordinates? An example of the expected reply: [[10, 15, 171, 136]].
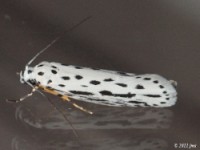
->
[[20, 66, 34, 84]]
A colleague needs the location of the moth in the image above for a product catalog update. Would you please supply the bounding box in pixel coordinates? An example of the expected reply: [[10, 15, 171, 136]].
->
[[20, 60, 177, 108], [9, 44, 177, 115], [8, 19, 177, 115]]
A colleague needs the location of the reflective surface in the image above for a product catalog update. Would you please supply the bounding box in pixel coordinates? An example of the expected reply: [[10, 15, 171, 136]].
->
[[0, 1, 200, 150]]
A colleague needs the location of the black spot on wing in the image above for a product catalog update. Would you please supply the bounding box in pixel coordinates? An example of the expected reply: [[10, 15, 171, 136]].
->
[[115, 93, 136, 98], [51, 65, 57, 69], [47, 80, 52, 84], [46, 86, 54, 90], [86, 97, 108, 102], [51, 70, 57, 74], [69, 90, 94, 95], [99, 90, 135, 98], [90, 80, 101, 85], [61, 76, 70, 80], [61, 63, 69, 66], [144, 94, 161, 98], [159, 85, 164, 89], [128, 101, 150, 106], [117, 71, 130, 76], [81, 85, 88, 87], [58, 84, 65, 87], [104, 78, 114, 82], [144, 77, 151, 80], [75, 75, 83, 80], [153, 80, 159, 84], [74, 66, 83, 69], [37, 64, 44, 67], [95, 99, 108, 102], [99, 90, 112, 96], [115, 83, 127, 87], [128, 101, 143, 104], [136, 76, 141, 79], [38, 72, 44, 76], [136, 84, 144, 89]]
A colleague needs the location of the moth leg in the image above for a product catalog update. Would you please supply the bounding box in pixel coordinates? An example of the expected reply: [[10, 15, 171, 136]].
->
[[60, 95, 93, 115], [7, 87, 38, 103], [38, 85, 93, 114]]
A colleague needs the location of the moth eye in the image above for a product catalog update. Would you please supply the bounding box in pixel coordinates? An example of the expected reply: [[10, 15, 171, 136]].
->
[[28, 70, 32, 74]]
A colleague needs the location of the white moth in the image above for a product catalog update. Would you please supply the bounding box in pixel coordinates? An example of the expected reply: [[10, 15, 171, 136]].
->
[[14, 35, 177, 113], [8, 18, 177, 113], [20, 60, 177, 109]]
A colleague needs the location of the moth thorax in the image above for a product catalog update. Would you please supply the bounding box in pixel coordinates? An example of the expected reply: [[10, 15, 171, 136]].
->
[[20, 66, 34, 84]]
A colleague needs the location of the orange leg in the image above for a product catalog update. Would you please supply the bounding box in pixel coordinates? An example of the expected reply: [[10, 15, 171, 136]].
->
[[37, 85, 93, 114]]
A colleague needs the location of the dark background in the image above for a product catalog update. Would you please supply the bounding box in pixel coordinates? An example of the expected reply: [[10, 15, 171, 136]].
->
[[0, 0, 199, 150]]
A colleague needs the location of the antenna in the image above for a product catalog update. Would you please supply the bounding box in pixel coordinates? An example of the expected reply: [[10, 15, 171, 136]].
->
[[27, 16, 91, 66]]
